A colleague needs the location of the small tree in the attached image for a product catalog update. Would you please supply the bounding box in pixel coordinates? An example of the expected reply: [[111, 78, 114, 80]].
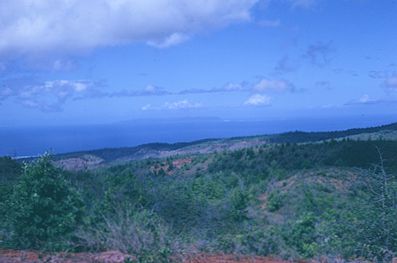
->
[[7, 155, 84, 250], [358, 147, 397, 261]]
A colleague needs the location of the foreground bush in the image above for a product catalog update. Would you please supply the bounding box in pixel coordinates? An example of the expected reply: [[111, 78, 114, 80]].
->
[[78, 209, 172, 263], [5, 156, 84, 250]]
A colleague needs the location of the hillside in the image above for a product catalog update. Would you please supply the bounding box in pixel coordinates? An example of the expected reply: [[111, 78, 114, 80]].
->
[[1, 122, 397, 262], [47, 122, 397, 171]]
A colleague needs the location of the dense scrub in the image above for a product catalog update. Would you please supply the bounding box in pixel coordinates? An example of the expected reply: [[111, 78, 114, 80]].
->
[[1, 140, 397, 262], [209, 139, 397, 173], [267, 122, 397, 143]]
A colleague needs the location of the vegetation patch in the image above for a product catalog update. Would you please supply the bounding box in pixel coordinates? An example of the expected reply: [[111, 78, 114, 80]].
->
[[2, 137, 397, 262]]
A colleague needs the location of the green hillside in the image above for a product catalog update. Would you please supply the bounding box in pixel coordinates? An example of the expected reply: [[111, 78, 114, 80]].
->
[[45, 122, 397, 170], [2, 123, 397, 262]]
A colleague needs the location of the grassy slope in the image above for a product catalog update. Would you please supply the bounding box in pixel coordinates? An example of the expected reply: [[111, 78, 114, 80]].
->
[[2, 123, 397, 261], [46, 122, 397, 170]]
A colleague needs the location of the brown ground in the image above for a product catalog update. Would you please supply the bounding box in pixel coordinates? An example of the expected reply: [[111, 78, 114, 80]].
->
[[183, 254, 292, 263], [150, 157, 193, 176], [0, 250, 132, 263], [0, 250, 292, 263]]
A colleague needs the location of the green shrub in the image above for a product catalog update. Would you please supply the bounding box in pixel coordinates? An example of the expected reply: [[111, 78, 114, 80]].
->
[[285, 212, 318, 258], [229, 187, 249, 221], [102, 171, 151, 214], [6, 156, 84, 250], [0, 157, 22, 183], [152, 178, 205, 230], [78, 209, 172, 262], [267, 191, 285, 212]]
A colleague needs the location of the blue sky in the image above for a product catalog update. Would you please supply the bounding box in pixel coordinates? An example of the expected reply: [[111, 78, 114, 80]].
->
[[1, 0, 397, 126]]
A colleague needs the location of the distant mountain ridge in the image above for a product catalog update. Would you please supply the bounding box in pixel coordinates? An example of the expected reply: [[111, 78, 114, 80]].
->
[[45, 121, 397, 171], [268, 121, 397, 143]]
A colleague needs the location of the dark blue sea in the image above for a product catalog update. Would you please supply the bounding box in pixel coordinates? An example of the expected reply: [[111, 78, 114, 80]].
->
[[1, 116, 396, 157]]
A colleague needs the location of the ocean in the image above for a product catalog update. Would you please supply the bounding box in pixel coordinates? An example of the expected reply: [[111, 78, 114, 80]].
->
[[1, 116, 396, 157]]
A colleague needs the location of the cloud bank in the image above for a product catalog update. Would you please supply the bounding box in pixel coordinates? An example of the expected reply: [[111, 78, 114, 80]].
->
[[0, 78, 102, 112], [0, 0, 257, 54], [254, 79, 295, 92], [0, 75, 298, 111], [142, 100, 202, 111]]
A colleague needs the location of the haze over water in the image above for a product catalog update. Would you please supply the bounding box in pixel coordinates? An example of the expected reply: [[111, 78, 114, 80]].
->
[[2, 115, 396, 156]]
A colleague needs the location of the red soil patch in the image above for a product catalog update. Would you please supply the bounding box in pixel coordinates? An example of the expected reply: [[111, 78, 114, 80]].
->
[[0, 250, 39, 262], [150, 157, 193, 175], [0, 250, 294, 263], [183, 254, 292, 263], [172, 158, 192, 169], [0, 249, 133, 263]]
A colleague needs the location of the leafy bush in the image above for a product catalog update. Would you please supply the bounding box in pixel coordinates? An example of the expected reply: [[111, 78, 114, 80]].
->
[[229, 187, 249, 221], [5, 156, 84, 250], [78, 209, 172, 262], [267, 191, 284, 212], [102, 171, 152, 214], [0, 157, 21, 183], [285, 212, 318, 258], [151, 178, 206, 231]]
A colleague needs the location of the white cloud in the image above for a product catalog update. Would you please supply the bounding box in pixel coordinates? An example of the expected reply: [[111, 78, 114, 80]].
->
[[254, 79, 294, 92], [244, 94, 271, 106], [0, 79, 98, 111], [345, 94, 390, 106], [223, 82, 246, 91], [141, 104, 154, 111], [108, 84, 171, 97], [43, 80, 88, 92], [144, 85, 167, 95], [178, 82, 249, 94], [165, 100, 202, 110], [147, 33, 190, 48], [177, 79, 298, 95], [359, 94, 370, 103], [0, 0, 257, 54], [142, 99, 202, 111]]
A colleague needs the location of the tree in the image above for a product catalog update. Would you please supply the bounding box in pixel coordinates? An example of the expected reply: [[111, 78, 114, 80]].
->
[[357, 147, 397, 261], [0, 157, 21, 183], [7, 156, 84, 250]]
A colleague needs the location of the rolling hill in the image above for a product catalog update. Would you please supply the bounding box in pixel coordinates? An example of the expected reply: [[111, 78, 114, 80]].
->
[[46, 121, 397, 171]]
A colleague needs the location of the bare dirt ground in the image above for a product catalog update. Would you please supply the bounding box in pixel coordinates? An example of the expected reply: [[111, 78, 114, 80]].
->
[[183, 254, 292, 263], [0, 250, 132, 263], [0, 250, 292, 263]]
